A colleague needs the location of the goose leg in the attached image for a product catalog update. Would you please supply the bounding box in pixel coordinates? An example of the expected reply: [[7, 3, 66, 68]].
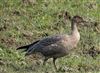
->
[[53, 58, 57, 71], [43, 57, 48, 65]]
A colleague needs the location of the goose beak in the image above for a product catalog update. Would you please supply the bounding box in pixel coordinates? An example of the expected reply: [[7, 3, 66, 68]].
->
[[81, 20, 88, 26]]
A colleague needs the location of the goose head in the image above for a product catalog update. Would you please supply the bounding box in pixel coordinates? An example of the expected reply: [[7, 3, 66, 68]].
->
[[71, 15, 86, 24]]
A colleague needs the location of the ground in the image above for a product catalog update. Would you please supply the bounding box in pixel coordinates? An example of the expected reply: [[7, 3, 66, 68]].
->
[[0, 0, 100, 73]]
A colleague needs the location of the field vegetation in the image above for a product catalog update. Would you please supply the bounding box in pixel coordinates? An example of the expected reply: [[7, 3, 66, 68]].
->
[[0, 0, 100, 73]]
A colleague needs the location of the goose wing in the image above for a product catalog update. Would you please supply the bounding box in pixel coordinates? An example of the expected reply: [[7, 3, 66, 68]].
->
[[26, 35, 68, 55]]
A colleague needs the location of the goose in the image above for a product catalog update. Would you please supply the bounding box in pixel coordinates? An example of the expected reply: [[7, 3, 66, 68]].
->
[[17, 15, 86, 70]]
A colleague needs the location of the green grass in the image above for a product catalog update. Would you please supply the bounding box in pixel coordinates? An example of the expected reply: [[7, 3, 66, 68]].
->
[[0, 0, 100, 73]]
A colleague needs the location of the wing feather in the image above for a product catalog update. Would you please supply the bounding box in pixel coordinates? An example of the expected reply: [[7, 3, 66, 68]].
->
[[26, 35, 68, 55]]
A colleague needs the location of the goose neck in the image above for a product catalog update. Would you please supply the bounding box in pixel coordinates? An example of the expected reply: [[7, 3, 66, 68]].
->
[[71, 21, 78, 34]]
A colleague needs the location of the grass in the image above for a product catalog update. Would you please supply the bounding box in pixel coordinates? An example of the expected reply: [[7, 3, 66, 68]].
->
[[0, 0, 100, 73]]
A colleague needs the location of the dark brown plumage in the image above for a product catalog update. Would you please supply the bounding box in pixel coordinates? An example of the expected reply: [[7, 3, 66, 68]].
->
[[17, 15, 86, 71]]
